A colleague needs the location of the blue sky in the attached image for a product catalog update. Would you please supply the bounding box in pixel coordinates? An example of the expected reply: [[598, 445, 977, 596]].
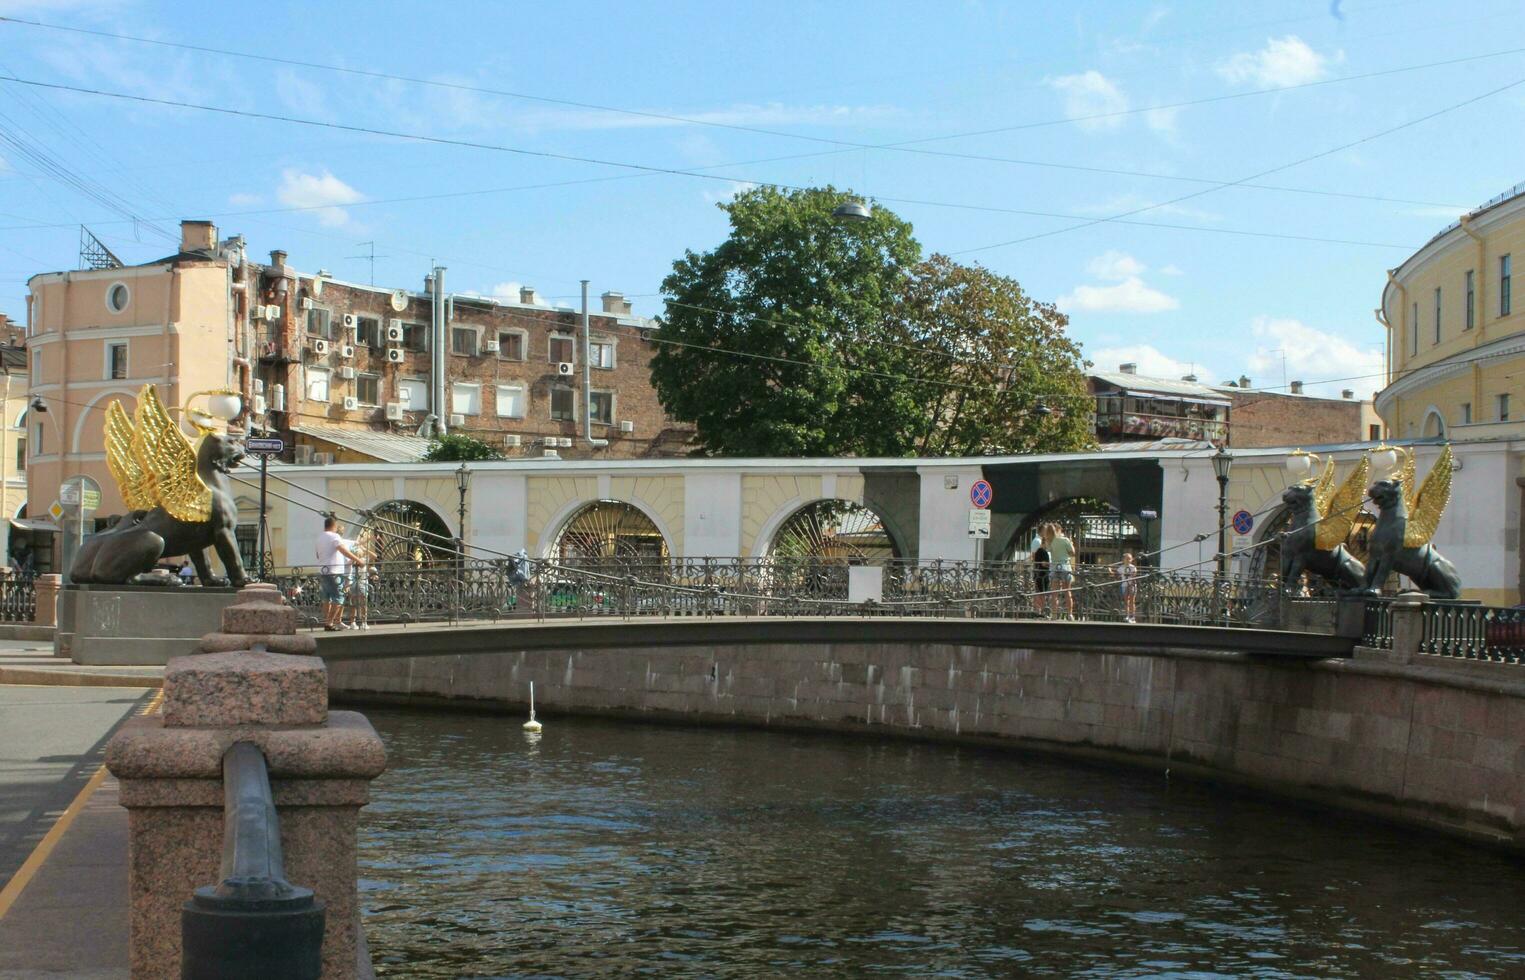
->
[[2, 0, 1524, 398]]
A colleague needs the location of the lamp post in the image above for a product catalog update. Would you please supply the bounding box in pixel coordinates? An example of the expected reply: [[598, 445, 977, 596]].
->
[[454, 462, 471, 556], [1211, 446, 1233, 578]]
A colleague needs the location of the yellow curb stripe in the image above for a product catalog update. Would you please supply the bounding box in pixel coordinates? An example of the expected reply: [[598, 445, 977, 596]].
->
[[0, 689, 162, 920]]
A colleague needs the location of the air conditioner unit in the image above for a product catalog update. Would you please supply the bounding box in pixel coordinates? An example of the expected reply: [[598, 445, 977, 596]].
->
[[253, 395, 267, 414], [619, 420, 634, 433], [293, 444, 315, 465], [300, 297, 314, 311], [504, 434, 521, 447], [250, 304, 267, 322], [267, 305, 282, 321], [270, 384, 286, 411], [385, 402, 404, 421], [312, 339, 330, 355], [386, 348, 405, 363], [559, 437, 574, 448], [342, 396, 358, 411], [484, 339, 500, 354], [342, 313, 357, 329], [387, 320, 405, 342], [339, 366, 356, 380], [252, 378, 265, 394], [314, 451, 334, 466], [556, 362, 575, 377], [340, 345, 355, 359], [542, 449, 561, 459], [449, 413, 466, 428]]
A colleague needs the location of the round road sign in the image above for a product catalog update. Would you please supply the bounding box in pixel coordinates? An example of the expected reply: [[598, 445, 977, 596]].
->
[[1232, 509, 1254, 535], [970, 480, 993, 509]]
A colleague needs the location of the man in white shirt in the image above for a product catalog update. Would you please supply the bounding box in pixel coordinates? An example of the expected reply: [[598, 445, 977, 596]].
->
[[316, 516, 363, 632]]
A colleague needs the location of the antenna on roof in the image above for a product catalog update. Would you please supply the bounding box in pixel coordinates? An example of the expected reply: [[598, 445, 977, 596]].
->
[[79, 226, 123, 271], [347, 241, 389, 285]]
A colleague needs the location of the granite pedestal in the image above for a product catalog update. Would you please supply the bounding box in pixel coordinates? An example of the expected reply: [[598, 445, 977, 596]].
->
[[61, 584, 239, 665]]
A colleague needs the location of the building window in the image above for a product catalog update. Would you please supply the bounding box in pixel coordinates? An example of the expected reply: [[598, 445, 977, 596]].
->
[[497, 331, 525, 360], [14, 435, 24, 472], [397, 378, 427, 412], [451, 327, 478, 356], [106, 282, 130, 313], [1502, 254, 1512, 317], [450, 382, 481, 416], [1433, 287, 1441, 344], [401, 321, 428, 351], [355, 316, 382, 347], [1368, 423, 1382, 441], [590, 338, 615, 370], [590, 390, 614, 424], [236, 525, 260, 572], [33, 422, 43, 456], [549, 334, 575, 365], [306, 307, 333, 339], [356, 373, 381, 406], [30, 349, 40, 384], [1461, 402, 1472, 425], [306, 367, 330, 403], [495, 384, 525, 418], [1466, 270, 1475, 329], [1499, 393, 1511, 422], [550, 386, 575, 420], [1410, 302, 1418, 356], [106, 341, 128, 380]]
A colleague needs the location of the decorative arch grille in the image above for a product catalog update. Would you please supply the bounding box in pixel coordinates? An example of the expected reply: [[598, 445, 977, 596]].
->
[[552, 500, 669, 561], [768, 499, 898, 561], [1011, 497, 1141, 567], [359, 500, 455, 566]]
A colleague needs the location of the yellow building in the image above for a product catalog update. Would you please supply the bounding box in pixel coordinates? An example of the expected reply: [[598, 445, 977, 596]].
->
[[1377, 181, 1525, 439]]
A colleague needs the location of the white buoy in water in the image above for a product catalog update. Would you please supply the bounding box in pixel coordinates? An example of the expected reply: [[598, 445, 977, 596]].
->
[[523, 681, 542, 733]]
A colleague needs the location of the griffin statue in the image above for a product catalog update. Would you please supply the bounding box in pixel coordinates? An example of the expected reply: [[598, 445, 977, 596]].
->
[[1363, 445, 1461, 599], [1279, 456, 1368, 592], [70, 385, 249, 587]]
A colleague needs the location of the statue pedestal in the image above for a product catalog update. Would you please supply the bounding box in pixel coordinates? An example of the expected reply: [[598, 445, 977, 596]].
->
[[60, 585, 240, 665]]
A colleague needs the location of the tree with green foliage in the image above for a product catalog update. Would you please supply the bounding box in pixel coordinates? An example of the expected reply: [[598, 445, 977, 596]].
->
[[421, 433, 504, 462], [651, 186, 1094, 457]]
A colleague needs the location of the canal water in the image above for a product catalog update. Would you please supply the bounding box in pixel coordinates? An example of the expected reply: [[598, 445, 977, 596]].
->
[[358, 709, 1525, 978]]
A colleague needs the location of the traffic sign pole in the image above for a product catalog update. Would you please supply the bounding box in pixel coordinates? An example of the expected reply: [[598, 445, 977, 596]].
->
[[258, 452, 269, 581]]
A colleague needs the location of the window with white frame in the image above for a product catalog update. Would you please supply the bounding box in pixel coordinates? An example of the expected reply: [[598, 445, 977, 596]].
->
[[355, 315, 383, 347], [1499, 392, 1511, 422], [401, 322, 428, 351], [30, 349, 40, 384], [34, 422, 44, 456], [14, 434, 24, 472], [548, 334, 575, 365], [451, 327, 479, 356], [106, 282, 130, 313], [1502, 254, 1513, 317], [306, 367, 331, 403], [356, 373, 381, 406], [1461, 402, 1472, 425], [589, 390, 614, 424], [589, 337, 615, 369], [397, 378, 427, 411], [106, 341, 128, 380], [497, 330, 526, 360], [306, 307, 333, 339], [495, 384, 525, 418], [451, 382, 481, 416], [550, 386, 575, 420]]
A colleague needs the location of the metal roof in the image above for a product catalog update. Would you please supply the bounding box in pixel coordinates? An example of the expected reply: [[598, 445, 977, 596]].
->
[[290, 424, 433, 463], [1089, 370, 1232, 404]]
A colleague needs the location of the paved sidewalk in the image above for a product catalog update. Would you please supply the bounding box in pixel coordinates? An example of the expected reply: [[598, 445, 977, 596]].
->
[[0, 641, 162, 688]]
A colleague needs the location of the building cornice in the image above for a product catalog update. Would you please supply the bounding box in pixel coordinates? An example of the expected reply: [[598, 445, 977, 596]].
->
[[1374, 333, 1525, 415]]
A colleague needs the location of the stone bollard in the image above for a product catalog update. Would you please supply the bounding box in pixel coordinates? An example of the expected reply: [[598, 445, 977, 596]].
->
[[1387, 591, 1429, 664], [105, 587, 385, 979], [32, 573, 61, 626], [198, 582, 316, 655]]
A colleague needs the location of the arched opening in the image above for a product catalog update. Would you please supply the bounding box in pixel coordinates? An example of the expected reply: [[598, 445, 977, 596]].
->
[[359, 500, 455, 566], [1251, 500, 1377, 589], [767, 499, 901, 561], [1421, 410, 1445, 439], [551, 500, 669, 563], [1009, 498, 1141, 567]]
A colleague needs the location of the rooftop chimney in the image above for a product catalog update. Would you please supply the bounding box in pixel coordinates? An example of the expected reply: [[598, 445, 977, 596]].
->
[[1289, 380, 1304, 394], [1342, 389, 1355, 399], [269, 250, 287, 269], [601, 290, 632, 315], [520, 286, 538, 305], [1182, 373, 1198, 383], [424, 275, 435, 294], [1239, 375, 1251, 389], [180, 220, 217, 254], [1119, 362, 1137, 374]]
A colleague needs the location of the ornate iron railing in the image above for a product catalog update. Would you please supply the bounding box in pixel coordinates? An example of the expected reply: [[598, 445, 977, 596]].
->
[[0, 575, 36, 623], [265, 557, 1284, 630], [1419, 601, 1525, 664], [1362, 597, 1395, 649]]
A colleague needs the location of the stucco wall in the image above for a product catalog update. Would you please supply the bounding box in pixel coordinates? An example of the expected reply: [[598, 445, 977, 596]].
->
[[328, 635, 1525, 849]]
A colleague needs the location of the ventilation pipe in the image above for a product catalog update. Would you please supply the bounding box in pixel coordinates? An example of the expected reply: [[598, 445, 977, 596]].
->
[[582, 280, 608, 450], [430, 266, 447, 435]]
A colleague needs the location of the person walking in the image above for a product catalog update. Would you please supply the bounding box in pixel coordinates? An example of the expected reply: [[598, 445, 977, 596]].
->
[[1116, 552, 1139, 623], [316, 516, 363, 632], [1031, 528, 1052, 618], [342, 532, 371, 630], [1047, 522, 1076, 619]]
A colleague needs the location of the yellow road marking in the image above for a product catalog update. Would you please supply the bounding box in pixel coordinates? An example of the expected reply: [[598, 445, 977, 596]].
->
[[0, 688, 163, 920]]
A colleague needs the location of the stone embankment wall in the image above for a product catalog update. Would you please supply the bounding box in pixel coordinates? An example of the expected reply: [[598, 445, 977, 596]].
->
[[325, 628, 1525, 849]]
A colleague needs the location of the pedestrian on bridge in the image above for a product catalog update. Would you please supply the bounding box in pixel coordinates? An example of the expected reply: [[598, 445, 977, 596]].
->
[[317, 516, 364, 632]]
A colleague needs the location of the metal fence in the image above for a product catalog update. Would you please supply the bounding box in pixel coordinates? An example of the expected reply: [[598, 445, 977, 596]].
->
[[1362, 596, 1395, 650], [1419, 600, 1525, 665], [265, 557, 1284, 630], [0, 576, 36, 623]]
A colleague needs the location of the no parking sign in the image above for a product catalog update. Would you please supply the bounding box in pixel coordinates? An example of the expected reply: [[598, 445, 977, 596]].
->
[[970, 480, 993, 509], [1232, 510, 1254, 535]]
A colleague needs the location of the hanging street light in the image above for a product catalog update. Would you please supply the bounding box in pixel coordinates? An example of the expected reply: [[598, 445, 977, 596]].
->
[[832, 198, 873, 222]]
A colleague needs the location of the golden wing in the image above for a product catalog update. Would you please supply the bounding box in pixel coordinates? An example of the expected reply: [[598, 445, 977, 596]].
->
[[104, 399, 157, 511], [131, 385, 211, 523], [1315, 455, 1369, 551], [1311, 458, 1337, 515], [1404, 445, 1453, 548], [1399, 451, 1418, 509]]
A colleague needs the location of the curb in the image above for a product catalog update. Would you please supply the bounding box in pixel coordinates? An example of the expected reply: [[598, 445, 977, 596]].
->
[[0, 666, 163, 688]]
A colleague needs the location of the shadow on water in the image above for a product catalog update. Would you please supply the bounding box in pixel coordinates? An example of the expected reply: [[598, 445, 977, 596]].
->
[[357, 708, 1525, 979]]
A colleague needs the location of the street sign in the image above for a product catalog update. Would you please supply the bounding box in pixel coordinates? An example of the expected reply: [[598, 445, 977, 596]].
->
[[60, 475, 102, 515], [1232, 509, 1254, 535], [246, 437, 285, 455], [48, 501, 63, 522], [968, 508, 992, 538], [970, 479, 994, 509]]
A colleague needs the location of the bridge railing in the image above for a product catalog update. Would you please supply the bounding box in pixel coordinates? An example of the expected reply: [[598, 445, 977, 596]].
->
[[1419, 600, 1525, 665], [264, 557, 1284, 629], [0, 574, 36, 623], [1362, 596, 1396, 650]]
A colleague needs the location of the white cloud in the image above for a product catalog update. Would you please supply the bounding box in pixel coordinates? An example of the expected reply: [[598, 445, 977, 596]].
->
[[1144, 104, 1180, 136], [274, 70, 328, 119], [1090, 344, 1207, 380], [1086, 250, 1146, 281], [1159, 264, 1184, 276], [1246, 316, 1384, 397], [1059, 278, 1179, 314], [489, 282, 551, 307], [702, 180, 758, 204], [1046, 71, 1128, 131], [1217, 36, 1335, 89], [276, 169, 363, 227], [227, 192, 262, 207]]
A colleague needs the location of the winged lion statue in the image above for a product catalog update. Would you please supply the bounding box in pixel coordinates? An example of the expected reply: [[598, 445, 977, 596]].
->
[[69, 385, 249, 587], [1279, 455, 1367, 592], [1362, 445, 1461, 599]]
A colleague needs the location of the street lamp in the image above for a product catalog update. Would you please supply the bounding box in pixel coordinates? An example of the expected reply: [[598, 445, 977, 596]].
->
[[454, 463, 471, 554], [1211, 446, 1234, 580]]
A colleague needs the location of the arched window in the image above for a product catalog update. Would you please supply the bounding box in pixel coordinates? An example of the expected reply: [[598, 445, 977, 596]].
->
[[768, 499, 900, 561], [551, 500, 668, 561]]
